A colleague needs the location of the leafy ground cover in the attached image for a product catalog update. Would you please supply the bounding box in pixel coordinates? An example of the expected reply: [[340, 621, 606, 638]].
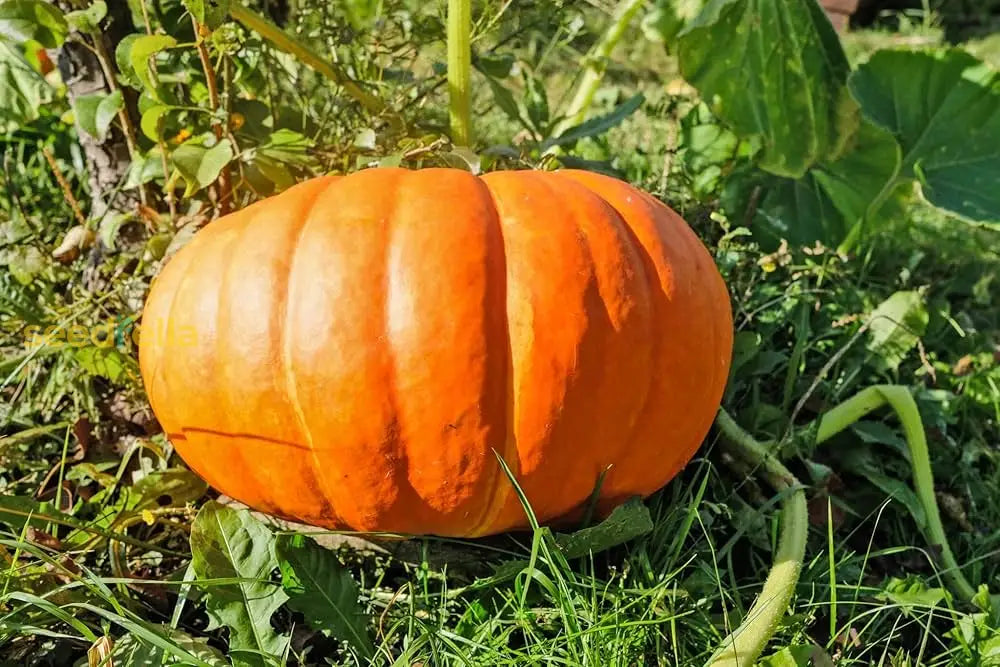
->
[[0, 0, 998, 665]]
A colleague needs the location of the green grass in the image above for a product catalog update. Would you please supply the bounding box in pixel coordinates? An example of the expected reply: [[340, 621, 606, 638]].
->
[[1, 1, 999, 665]]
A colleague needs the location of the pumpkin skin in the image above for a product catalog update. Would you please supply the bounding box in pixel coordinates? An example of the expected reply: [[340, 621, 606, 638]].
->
[[139, 167, 733, 537]]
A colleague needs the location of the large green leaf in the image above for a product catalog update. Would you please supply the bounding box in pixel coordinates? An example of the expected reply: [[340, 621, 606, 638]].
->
[[0, 0, 67, 48], [274, 534, 375, 661], [0, 40, 51, 131], [190, 502, 289, 667], [849, 48, 1000, 225], [751, 120, 901, 247], [677, 0, 858, 178]]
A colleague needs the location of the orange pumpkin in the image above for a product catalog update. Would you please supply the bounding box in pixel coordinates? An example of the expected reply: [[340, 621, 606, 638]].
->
[[139, 167, 733, 536]]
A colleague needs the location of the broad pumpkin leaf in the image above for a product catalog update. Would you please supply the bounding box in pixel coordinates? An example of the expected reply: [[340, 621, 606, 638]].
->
[[274, 533, 375, 661], [190, 502, 289, 667], [676, 0, 859, 178], [0, 40, 52, 131], [750, 120, 901, 248], [849, 48, 1000, 225], [0, 0, 67, 47], [642, 0, 707, 44]]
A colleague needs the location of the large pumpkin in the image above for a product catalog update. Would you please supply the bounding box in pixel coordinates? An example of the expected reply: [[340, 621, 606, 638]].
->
[[139, 167, 733, 537]]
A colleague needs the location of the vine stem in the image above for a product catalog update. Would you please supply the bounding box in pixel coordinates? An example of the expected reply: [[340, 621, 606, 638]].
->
[[448, 0, 473, 146], [711, 383, 977, 666], [548, 0, 645, 144], [815, 385, 977, 601], [712, 409, 808, 667], [192, 17, 233, 215], [229, 4, 386, 117]]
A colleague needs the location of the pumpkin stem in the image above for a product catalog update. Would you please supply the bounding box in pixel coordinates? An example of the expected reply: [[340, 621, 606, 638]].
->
[[815, 385, 977, 602], [448, 0, 473, 147], [711, 408, 808, 667]]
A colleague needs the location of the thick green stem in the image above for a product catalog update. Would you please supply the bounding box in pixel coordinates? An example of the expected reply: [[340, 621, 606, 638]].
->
[[815, 385, 977, 601], [448, 0, 473, 146], [229, 4, 385, 116], [549, 0, 645, 143], [710, 383, 976, 664], [711, 409, 809, 667]]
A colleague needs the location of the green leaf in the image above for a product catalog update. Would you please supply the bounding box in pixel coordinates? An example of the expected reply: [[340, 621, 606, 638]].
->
[[274, 534, 374, 661], [678, 102, 742, 199], [849, 48, 1000, 225], [65, 0, 106, 33], [543, 93, 644, 150], [0, 495, 62, 532], [115, 33, 140, 86], [524, 73, 549, 132], [866, 290, 929, 371], [554, 497, 654, 558], [0, 0, 67, 48], [482, 74, 526, 128], [73, 346, 132, 383], [841, 449, 928, 529], [98, 211, 132, 249], [128, 467, 208, 511], [140, 103, 174, 141], [474, 51, 514, 78], [95, 89, 123, 139], [677, 0, 858, 178], [256, 128, 315, 166], [190, 501, 289, 667], [751, 120, 901, 248], [642, 0, 707, 44], [172, 138, 233, 196], [878, 577, 949, 612], [759, 645, 823, 667], [110, 626, 227, 666], [127, 33, 177, 96], [0, 40, 50, 131], [6, 244, 44, 284], [183, 0, 230, 30], [74, 90, 123, 141], [73, 93, 102, 137], [126, 146, 166, 188]]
